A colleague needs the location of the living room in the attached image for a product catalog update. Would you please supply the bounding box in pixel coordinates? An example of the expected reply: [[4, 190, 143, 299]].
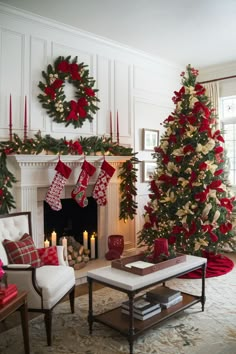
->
[[0, 1, 236, 353]]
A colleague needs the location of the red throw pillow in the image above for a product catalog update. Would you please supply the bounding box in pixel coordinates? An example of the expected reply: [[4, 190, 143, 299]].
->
[[37, 246, 59, 266], [3, 233, 41, 268]]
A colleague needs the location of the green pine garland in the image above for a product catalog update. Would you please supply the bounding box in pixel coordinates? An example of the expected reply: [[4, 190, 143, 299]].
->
[[0, 152, 17, 213], [0, 132, 138, 220], [119, 154, 139, 220]]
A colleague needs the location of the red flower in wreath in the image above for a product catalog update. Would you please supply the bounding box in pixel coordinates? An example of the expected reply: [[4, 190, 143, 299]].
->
[[84, 87, 95, 97]]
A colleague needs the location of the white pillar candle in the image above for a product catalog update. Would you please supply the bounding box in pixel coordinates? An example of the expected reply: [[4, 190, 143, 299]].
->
[[51, 231, 57, 246], [90, 234, 95, 259], [62, 237, 68, 260], [83, 230, 88, 249], [44, 239, 49, 248]]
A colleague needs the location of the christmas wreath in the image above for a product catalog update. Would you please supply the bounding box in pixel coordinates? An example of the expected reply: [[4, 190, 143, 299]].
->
[[38, 56, 100, 129]]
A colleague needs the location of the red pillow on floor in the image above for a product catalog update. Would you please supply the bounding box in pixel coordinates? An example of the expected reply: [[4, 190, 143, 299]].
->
[[37, 246, 59, 266]]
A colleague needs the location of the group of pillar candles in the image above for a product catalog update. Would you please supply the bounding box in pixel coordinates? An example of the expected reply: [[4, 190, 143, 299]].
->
[[82, 230, 96, 259], [44, 230, 96, 259]]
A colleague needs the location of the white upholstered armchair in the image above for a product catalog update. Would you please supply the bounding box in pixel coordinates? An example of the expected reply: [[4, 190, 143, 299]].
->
[[0, 211, 75, 346]]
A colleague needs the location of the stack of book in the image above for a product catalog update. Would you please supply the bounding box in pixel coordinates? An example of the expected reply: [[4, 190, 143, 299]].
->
[[121, 296, 161, 320], [0, 284, 18, 307], [146, 286, 183, 309]]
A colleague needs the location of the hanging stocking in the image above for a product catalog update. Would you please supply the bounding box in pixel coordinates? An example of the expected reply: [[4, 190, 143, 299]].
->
[[45, 159, 72, 211], [92, 160, 115, 206], [71, 160, 96, 207]]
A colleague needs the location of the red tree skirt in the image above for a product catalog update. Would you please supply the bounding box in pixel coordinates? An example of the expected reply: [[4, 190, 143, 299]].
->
[[179, 252, 234, 279]]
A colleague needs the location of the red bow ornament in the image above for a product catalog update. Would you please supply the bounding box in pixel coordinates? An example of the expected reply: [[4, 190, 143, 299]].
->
[[66, 98, 88, 121]]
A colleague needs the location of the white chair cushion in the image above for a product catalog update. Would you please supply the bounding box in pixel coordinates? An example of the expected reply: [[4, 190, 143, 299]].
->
[[36, 265, 75, 309]]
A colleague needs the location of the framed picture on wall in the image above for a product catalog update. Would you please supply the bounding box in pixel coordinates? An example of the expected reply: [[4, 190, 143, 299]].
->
[[143, 161, 156, 182], [143, 129, 159, 151]]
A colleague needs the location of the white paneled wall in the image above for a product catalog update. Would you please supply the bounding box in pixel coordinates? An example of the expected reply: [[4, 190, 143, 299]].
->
[[0, 3, 181, 247]]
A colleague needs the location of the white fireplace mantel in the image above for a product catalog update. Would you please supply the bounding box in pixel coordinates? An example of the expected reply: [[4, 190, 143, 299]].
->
[[7, 155, 135, 258]]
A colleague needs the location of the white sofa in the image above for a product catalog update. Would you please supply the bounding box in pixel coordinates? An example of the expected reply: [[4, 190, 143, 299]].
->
[[0, 211, 75, 346]]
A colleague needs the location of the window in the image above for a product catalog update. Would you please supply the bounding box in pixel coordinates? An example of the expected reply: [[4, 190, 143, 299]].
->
[[220, 96, 236, 186]]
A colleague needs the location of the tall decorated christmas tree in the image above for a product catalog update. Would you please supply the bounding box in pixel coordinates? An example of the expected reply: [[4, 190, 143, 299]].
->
[[138, 65, 236, 257]]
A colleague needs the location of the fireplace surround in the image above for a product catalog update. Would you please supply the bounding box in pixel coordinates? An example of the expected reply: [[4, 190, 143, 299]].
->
[[7, 155, 135, 258]]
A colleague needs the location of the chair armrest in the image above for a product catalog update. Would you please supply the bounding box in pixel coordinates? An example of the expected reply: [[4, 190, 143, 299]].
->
[[56, 245, 68, 266], [3, 266, 42, 297], [4, 264, 32, 269]]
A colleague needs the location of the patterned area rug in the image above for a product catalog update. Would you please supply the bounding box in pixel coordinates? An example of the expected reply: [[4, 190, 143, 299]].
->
[[1, 266, 236, 354]]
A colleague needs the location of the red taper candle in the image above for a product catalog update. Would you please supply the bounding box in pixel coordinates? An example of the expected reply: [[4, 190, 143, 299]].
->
[[110, 110, 112, 141], [9, 94, 12, 141], [24, 95, 27, 141], [116, 110, 119, 144]]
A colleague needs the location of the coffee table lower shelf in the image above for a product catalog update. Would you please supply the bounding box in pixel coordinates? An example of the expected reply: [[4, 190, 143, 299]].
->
[[93, 292, 200, 337], [87, 255, 206, 354]]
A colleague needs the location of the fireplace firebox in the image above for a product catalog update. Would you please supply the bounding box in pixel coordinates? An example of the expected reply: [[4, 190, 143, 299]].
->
[[44, 197, 97, 244]]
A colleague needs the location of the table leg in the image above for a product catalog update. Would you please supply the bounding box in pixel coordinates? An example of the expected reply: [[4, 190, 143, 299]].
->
[[88, 278, 93, 334], [19, 300, 30, 354], [128, 292, 135, 354], [201, 263, 206, 311]]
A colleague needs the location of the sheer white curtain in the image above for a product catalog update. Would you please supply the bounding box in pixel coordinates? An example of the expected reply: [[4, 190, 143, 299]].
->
[[203, 82, 220, 129]]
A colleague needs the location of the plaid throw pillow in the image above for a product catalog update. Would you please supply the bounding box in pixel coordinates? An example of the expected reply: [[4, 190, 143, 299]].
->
[[3, 233, 41, 268], [37, 246, 59, 266]]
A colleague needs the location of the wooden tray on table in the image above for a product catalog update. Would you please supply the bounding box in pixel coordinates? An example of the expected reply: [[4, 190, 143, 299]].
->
[[111, 253, 186, 276]]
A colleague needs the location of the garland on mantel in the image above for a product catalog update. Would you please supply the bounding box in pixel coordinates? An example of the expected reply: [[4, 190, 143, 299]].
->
[[0, 132, 139, 219]]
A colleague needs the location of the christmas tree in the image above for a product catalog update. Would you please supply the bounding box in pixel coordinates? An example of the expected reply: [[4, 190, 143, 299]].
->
[[138, 65, 236, 256]]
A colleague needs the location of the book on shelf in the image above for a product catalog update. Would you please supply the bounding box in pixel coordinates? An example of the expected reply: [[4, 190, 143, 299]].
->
[[146, 286, 181, 303], [121, 306, 161, 321], [160, 295, 183, 309], [121, 296, 161, 315]]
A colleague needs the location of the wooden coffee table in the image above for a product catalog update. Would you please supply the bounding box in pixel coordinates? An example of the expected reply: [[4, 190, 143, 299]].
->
[[0, 291, 30, 354], [87, 254, 207, 354]]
